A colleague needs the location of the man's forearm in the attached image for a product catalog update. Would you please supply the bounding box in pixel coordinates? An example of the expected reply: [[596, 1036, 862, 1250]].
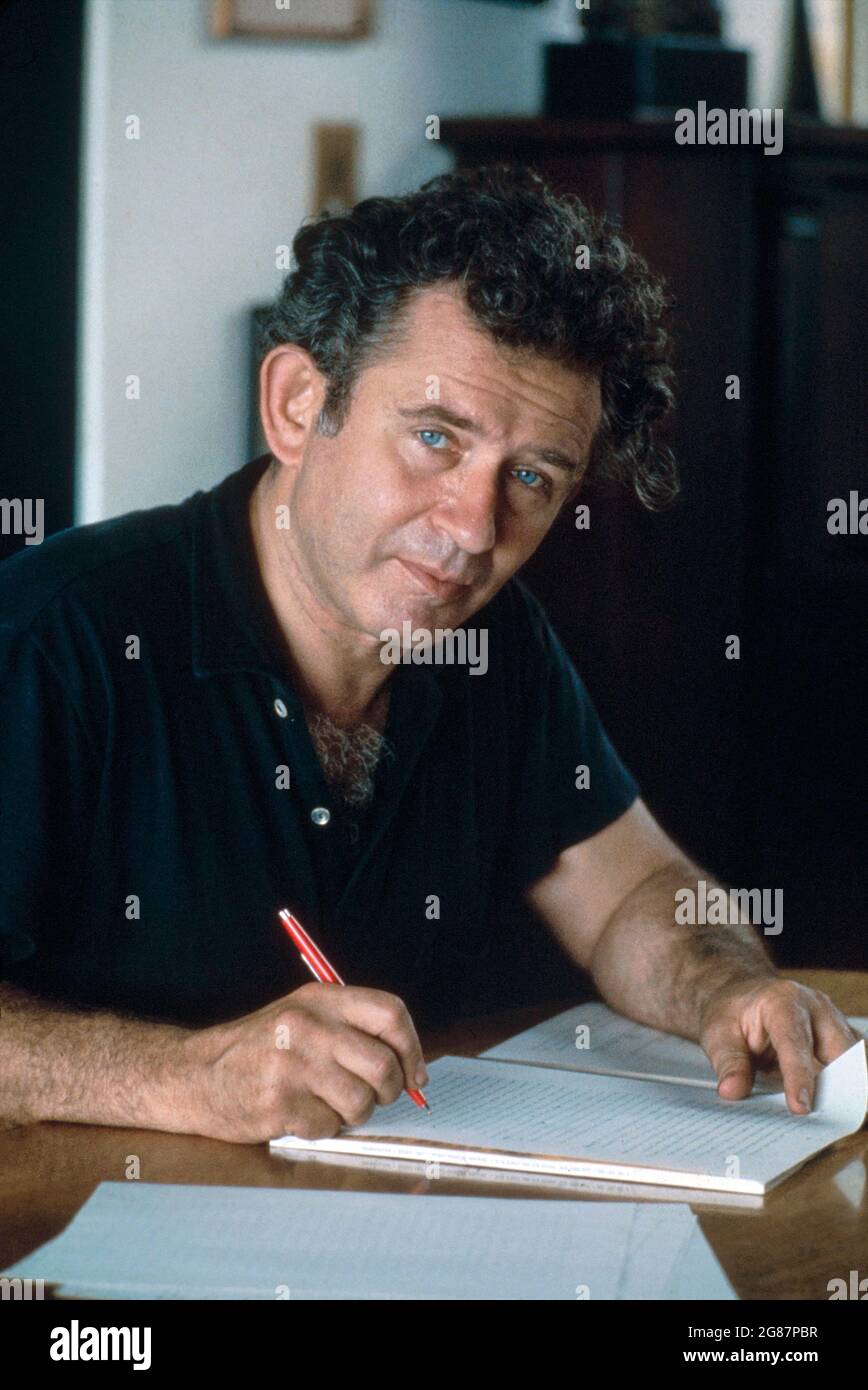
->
[[0, 983, 196, 1131], [587, 862, 777, 1040]]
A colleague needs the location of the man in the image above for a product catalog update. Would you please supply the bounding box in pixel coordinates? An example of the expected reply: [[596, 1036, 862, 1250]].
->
[[0, 166, 856, 1144]]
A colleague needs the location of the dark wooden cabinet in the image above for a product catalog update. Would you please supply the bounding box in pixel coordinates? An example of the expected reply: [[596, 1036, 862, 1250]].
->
[[441, 117, 868, 967]]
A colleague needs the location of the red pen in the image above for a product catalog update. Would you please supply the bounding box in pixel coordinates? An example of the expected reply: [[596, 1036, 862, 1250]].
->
[[278, 908, 431, 1113]]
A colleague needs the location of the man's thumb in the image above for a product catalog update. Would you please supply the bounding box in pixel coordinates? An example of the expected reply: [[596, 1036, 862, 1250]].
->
[[702, 1016, 756, 1100]]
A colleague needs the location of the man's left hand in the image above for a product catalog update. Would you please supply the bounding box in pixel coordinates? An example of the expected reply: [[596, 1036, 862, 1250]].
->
[[699, 976, 862, 1114]]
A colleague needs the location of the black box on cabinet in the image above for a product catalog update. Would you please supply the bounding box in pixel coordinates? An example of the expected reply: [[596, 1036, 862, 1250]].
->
[[544, 37, 748, 118]]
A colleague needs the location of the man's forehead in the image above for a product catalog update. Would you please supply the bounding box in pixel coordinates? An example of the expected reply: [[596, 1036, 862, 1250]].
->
[[377, 284, 601, 436]]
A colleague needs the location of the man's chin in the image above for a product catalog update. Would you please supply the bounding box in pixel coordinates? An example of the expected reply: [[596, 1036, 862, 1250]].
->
[[372, 594, 477, 638]]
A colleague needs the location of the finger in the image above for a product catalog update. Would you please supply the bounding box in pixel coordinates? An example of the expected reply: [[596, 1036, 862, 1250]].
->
[[762, 1010, 818, 1114], [701, 1015, 756, 1101], [808, 997, 862, 1065], [277, 1093, 344, 1142], [332, 987, 429, 1092], [312, 1061, 379, 1129], [332, 1031, 406, 1107]]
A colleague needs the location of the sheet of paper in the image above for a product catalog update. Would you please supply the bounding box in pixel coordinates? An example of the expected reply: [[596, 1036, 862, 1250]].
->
[[482, 1003, 868, 1091], [663, 1217, 739, 1300], [481, 1001, 772, 1088], [287, 1042, 867, 1189], [618, 1203, 736, 1300], [0, 1182, 710, 1301]]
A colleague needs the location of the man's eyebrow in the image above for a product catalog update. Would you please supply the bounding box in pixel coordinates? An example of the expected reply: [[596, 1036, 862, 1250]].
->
[[395, 403, 583, 477]]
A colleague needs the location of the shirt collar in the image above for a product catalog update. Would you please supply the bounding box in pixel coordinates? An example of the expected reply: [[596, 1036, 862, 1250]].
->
[[190, 454, 447, 718], [191, 454, 290, 682]]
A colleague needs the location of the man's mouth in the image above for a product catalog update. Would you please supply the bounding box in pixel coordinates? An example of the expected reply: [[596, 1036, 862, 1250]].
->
[[395, 557, 472, 601]]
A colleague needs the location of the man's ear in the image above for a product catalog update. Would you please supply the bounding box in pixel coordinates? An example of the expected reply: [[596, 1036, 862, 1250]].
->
[[259, 344, 328, 468]]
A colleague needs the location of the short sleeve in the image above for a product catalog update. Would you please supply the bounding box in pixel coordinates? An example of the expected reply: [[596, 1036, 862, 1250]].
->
[[0, 626, 102, 972], [498, 584, 640, 895]]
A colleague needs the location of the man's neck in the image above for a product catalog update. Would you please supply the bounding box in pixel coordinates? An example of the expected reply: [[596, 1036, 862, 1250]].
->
[[305, 709, 395, 808], [248, 465, 392, 727]]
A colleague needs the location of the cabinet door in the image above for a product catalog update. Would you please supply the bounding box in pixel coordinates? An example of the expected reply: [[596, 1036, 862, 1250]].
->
[[745, 168, 868, 967]]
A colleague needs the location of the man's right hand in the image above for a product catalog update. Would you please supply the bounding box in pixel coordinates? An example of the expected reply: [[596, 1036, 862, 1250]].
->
[[177, 982, 430, 1144]]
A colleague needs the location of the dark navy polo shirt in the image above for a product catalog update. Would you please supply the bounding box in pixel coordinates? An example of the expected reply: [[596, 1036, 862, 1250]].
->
[[0, 456, 639, 1029]]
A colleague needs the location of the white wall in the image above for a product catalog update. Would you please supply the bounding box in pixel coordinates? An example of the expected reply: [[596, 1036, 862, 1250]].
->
[[76, 0, 578, 521], [723, 0, 791, 108], [726, 0, 868, 117]]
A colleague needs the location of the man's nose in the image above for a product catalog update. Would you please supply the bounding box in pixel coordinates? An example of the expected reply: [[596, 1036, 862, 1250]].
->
[[430, 472, 498, 556]]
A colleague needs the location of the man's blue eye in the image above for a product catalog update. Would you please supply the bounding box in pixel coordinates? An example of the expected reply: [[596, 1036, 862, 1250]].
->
[[418, 430, 448, 449], [513, 468, 545, 489]]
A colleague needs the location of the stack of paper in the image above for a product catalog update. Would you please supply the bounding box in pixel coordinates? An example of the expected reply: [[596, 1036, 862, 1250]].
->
[[271, 1039, 868, 1195]]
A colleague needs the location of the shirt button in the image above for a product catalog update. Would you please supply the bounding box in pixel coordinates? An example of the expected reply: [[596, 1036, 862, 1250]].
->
[[273, 698, 288, 718], [310, 807, 331, 827]]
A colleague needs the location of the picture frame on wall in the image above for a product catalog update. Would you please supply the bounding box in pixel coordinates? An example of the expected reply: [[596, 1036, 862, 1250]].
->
[[211, 0, 373, 43]]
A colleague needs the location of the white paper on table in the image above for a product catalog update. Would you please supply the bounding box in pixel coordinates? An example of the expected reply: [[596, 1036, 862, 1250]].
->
[[0, 1182, 728, 1300], [482, 1003, 868, 1091]]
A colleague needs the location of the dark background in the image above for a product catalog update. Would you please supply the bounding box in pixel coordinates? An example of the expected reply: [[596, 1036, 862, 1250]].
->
[[0, 0, 82, 563]]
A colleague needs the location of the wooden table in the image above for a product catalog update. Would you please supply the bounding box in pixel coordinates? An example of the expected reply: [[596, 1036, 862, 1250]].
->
[[1, 969, 865, 1300]]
